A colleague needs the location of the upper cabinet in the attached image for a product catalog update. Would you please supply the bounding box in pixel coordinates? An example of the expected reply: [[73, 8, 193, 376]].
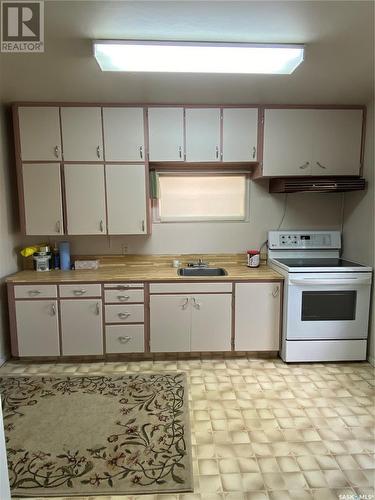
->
[[18, 106, 62, 161], [262, 108, 364, 177], [61, 107, 103, 161], [103, 107, 145, 161], [148, 107, 184, 161], [222, 108, 258, 162], [185, 108, 221, 162]]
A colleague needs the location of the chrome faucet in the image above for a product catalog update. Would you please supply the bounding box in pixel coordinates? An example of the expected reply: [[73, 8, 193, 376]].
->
[[187, 258, 208, 268]]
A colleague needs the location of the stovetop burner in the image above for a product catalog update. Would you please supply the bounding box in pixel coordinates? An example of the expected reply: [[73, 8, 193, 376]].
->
[[275, 258, 365, 268]]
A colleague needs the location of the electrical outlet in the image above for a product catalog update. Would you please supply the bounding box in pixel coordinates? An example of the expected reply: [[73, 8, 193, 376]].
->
[[122, 245, 128, 255]]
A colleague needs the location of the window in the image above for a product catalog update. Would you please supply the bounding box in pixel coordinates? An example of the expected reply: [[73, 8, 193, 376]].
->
[[153, 172, 249, 222]]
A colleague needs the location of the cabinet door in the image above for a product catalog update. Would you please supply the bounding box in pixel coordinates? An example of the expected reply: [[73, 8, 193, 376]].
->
[[191, 294, 232, 351], [64, 165, 106, 235], [106, 165, 147, 234], [262, 109, 313, 176], [103, 107, 145, 161], [185, 108, 221, 162], [61, 107, 103, 161], [222, 108, 259, 161], [18, 106, 62, 161], [60, 299, 103, 355], [15, 300, 59, 356], [148, 107, 184, 161], [22, 164, 63, 235], [311, 109, 363, 176], [150, 295, 190, 352], [235, 283, 281, 351]]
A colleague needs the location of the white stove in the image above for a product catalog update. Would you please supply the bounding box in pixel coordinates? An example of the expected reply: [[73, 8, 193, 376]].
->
[[268, 231, 372, 362]]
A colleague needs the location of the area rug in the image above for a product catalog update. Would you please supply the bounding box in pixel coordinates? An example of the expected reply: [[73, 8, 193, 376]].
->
[[0, 372, 193, 497]]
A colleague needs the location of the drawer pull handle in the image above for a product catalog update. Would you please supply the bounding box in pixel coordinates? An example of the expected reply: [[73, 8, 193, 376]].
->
[[117, 295, 130, 301], [118, 285, 130, 290], [192, 297, 201, 310], [181, 297, 189, 310], [299, 161, 310, 170], [272, 286, 280, 297], [95, 302, 101, 315], [96, 145, 101, 159], [54, 145, 60, 158], [73, 289, 87, 296], [118, 312, 131, 319], [29, 290, 41, 296], [252, 146, 256, 159], [118, 336, 132, 344], [51, 304, 56, 316]]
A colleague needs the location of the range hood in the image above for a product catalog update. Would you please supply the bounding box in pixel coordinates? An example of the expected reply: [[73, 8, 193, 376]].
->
[[269, 176, 366, 193]]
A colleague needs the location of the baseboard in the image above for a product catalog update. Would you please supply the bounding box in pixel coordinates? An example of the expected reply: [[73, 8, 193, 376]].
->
[[368, 355, 375, 367]]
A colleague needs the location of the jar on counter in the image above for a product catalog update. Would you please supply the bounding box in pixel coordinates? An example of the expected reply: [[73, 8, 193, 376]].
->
[[247, 249, 260, 268]]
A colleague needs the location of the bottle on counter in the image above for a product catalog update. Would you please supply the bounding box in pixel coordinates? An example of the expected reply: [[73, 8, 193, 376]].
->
[[59, 241, 71, 271], [52, 245, 60, 270], [247, 249, 260, 268]]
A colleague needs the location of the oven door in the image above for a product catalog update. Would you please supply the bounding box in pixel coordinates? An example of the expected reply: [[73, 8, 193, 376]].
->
[[286, 272, 372, 340]]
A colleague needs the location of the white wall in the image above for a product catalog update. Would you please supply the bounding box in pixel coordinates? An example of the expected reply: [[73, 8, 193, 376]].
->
[[0, 93, 21, 363], [343, 100, 374, 363]]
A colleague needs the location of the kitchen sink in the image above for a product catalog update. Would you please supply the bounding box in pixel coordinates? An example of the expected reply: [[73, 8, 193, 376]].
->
[[178, 267, 227, 276]]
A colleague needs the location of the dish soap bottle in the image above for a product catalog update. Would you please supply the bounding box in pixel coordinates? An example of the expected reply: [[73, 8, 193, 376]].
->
[[52, 245, 60, 270]]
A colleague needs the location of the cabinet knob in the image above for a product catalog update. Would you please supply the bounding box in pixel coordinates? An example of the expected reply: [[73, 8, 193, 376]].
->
[[215, 146, 219, 159], [95, 302, 101, 315], [28, 290, 41, 296], [117, 295, 130, 301], [139, 146, 143, 159], [252, 146, 256, 159], [118, 312, 131, 319], [73, 289, 87, 296], [51, 303, 56, 316], [178, 146, 182, 159], [99, 220, 104, 232], [55, 220, 61, 234], [118, 336, 132, 343], [96, 145, 101, 159], [141, 220, 145, 232], [181, 297, 189, 310], [316, 161, 327, 169], [192, 297, 201, 309], [272, 286, 280, 297], [54, 145, 60, 158], [299, 162, 310, 170]]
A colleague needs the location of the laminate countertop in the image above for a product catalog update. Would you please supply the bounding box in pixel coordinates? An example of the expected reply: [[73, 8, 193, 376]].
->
[[6, 254, 283, 283]]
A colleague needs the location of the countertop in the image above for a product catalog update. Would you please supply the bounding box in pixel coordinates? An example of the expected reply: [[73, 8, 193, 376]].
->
[[6, 254, 283, 283]]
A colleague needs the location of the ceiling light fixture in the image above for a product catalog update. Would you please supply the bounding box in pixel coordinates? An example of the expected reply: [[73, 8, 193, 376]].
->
[[93, 40, 305, 74]]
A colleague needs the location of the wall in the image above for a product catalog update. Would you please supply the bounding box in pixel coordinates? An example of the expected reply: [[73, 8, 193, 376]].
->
[[343, 100, 374, 363], [0, 76, 21, 363]]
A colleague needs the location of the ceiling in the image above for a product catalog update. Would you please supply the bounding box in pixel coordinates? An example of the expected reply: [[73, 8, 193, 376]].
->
[[1, 0, 374, 104]]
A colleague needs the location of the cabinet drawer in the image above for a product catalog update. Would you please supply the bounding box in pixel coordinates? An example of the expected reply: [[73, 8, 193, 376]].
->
[[14, 285, 57, 299], [59, 284, 101, 298], [105, 289, 144, 303], [105, 325, 144, 353], [105, 304, 144, 323], [104, 283, 144, 289], [150, 282, 232, 294]]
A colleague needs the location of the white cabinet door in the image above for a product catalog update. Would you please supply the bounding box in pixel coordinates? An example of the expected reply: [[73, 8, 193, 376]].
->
[[64, 165, 106, 235], [150, 295, 191, 352], [191, 294, 232, 351], [148, 107, 184, 161], [262, 109, 313, 176], [22, 164, 63, 235], [311, 109, 363, 176], [18, 106, 62, 161], [15, 300, 60, 356], [222, 108, 259, 162], [60, 299, 103, 355], [106, 164, 147, 234], [103, 107, 145, 161], [61, 107, 103, 161], [185, 108, 221, 162], [235, 283, 281, 351]]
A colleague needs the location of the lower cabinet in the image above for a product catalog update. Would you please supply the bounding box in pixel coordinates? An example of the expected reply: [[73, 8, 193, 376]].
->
[[15, 300, 60, 356], [150, 293, 232, 352], [235, 282, 281, 351], [106, 325, 145, 353], [60, 299, 103, 355]]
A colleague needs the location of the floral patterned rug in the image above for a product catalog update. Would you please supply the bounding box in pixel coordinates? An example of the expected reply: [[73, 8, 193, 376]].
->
[[0, 373, 192, 497]]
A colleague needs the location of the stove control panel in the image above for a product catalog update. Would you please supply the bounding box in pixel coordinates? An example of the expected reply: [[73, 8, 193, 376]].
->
[[268, 231, 341, 250]]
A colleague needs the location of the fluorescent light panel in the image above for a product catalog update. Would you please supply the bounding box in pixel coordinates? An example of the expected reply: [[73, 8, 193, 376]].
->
[[93, 40, 304, 74]]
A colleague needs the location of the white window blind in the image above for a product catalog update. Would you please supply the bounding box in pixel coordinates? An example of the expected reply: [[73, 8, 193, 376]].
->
[[155, 173, 248, 222]]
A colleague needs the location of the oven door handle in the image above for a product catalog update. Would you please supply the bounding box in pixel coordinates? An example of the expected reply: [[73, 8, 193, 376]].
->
[[289, 277, 372, 286]]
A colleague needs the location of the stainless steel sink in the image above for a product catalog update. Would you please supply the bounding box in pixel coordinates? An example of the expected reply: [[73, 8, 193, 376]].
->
[[178, 267, 227, 276]]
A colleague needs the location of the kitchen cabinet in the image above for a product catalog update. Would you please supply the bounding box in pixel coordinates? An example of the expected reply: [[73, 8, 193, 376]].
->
[[22, 163, 63, 235], [235, 283, 281, 351], [61, 107, 103, 161], [60, 299, 103, 355], [15, 300, 60, 356], [18, 106, 62, 161], [262, 108, 363, 177], [185, 108, 221, 162], [103, 107, 145, 161], [150, 286, 232, 352], [106, 164, 147, 234], [148, 107, 184, 161], [106, 325, 144, 353], [150, 295, 191, 352], [190, 294, 232, 351], [222, 108, 258, 162], [64, 164, 106, 235]]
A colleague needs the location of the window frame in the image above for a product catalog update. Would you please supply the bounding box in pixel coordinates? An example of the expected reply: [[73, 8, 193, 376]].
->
[[152, 170, 251, 223]]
